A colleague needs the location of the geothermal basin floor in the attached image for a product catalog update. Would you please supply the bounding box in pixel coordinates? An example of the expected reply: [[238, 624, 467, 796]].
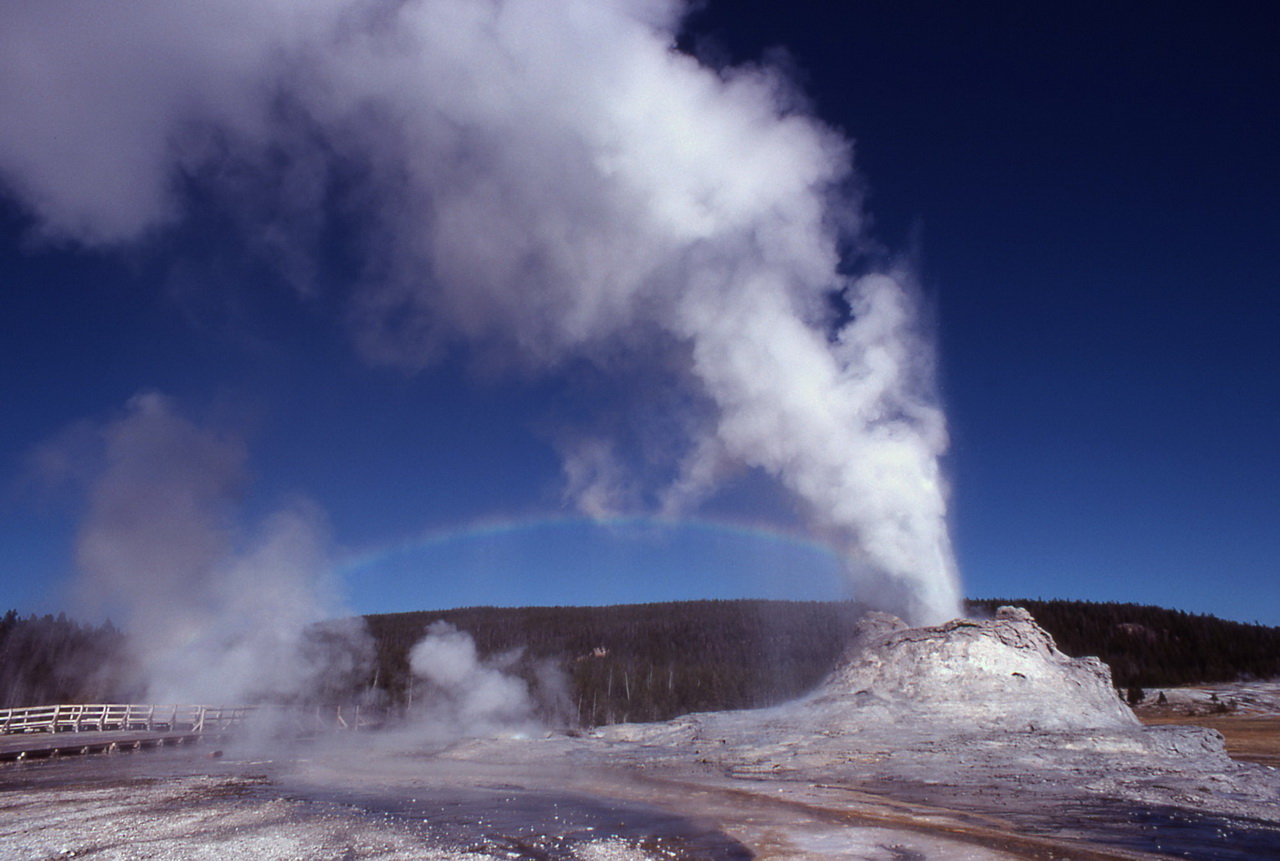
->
[[3, 730, 1280, 861], [5, 613, 1280, 860]]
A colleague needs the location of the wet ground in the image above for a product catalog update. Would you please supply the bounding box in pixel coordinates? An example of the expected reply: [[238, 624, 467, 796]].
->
[[6, 621, 1280, 861], [4, 736, 1280, 861], [852, 776, 1280, 860], [0, 746, 754, 861], [1136, 682, 1280, 769], [312, 784, 755, 860]]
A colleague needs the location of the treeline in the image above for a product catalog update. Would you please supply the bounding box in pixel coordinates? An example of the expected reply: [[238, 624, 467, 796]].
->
[[0, 610, 137, 707], [365, 600, 868, 726], [5, 599, 1280, 720], [968, 598, 1280, 690], [364, 598, 1280, 724]]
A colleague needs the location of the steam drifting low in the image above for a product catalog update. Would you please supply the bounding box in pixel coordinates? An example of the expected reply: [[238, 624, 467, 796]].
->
[[1, 1, 960, 623], [47, 393, 359, 705]]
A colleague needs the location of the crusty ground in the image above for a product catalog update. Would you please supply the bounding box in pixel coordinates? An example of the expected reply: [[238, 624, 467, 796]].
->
[[1138, 713, 1280, 769], [0, 770, 661, 861]]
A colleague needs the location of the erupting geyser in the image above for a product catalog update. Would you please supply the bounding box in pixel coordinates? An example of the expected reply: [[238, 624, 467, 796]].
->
[[0, 0, 961, 625]]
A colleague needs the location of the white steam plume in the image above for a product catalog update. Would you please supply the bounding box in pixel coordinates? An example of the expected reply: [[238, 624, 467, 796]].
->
[[405, 622, 541, 739], [59, 392, 366, 704], [0, 0, 960, 623]]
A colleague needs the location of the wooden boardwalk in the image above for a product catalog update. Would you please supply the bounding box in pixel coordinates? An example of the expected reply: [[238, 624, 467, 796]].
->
[[0, 703, 375, 762], [1, 703, 252, 735], [0, 704, 250, 762], [0, 729, 208, 762]]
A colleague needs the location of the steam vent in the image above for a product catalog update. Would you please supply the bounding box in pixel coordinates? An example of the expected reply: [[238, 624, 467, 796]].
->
[[810, 606, 1139, 731]]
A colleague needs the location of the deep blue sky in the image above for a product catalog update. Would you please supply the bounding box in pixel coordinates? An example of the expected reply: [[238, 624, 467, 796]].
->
[[3, 1, 1278, 625]]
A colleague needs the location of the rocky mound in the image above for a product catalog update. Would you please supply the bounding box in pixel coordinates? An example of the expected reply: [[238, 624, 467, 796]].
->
[[583, 606, 1280, 842], [808, 606, 1139, 731]]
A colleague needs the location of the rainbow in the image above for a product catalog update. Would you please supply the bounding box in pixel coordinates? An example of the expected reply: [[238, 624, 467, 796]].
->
[[337, 513, 847, 576], [335, 513, 850, 612]]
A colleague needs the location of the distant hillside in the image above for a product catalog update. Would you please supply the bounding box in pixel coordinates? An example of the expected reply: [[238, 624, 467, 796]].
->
[[365, 600, 868, 726], [0, 609, 136, 707], [5, 599, 1279, 717], [367, 598, 1280, 725]]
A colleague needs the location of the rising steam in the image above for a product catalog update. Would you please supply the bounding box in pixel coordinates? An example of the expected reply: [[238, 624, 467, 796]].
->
[[54, 393, 364, 705], [405, 622, 542, 738], [0, 0, 960, 623]]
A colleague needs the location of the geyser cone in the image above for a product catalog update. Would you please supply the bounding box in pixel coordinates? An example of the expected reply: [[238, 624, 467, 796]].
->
[[811, 606, 1139, 732]]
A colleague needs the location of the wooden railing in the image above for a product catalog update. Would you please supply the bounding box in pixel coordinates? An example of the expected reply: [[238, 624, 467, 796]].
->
[[0, 703, 378, 735], [0, 703, 255, 735]]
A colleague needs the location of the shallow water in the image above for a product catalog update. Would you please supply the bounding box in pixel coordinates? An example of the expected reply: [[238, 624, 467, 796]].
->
[[308, 785, 755, 860], [0, 747, 750, 859], [1057, 803, 1280, 861], [7, 745, 1280, 860], [852, 776, 1280, 861]]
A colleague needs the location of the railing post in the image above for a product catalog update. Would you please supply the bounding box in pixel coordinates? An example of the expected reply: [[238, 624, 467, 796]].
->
[[1, 702, 270, 739]]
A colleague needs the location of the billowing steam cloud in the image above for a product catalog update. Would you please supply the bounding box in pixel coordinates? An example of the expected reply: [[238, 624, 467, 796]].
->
[[52, 393, 364, 704], [406, 622, 540, 738], [0, 0, 960, 623]]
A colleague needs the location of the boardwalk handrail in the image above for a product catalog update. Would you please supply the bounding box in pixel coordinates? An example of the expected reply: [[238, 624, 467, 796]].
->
[[0, 703, 377, 735], [0, 704, 256, 735]]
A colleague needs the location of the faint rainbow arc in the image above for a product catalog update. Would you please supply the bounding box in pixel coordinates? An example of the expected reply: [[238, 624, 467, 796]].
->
[[335, 513, 848, 576]]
